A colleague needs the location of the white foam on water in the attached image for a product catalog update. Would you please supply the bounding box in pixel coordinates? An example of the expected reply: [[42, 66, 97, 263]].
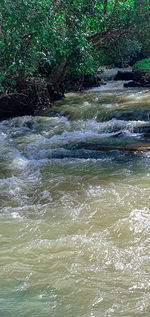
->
[[11, 212, 23, 219], [89, 81, 125, 91], [10, 157, 29, 169], [129, 208, 150, 234]]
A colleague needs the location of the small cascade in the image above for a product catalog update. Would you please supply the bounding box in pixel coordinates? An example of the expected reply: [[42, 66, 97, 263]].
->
[[90, 80, 125, 91], [98, 67, 132, 81]]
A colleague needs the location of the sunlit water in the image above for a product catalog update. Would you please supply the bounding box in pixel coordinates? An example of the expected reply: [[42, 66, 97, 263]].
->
[[0, 81, 150, 316]]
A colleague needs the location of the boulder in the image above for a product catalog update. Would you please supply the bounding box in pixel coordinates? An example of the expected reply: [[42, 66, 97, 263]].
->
[[127, 58, 150, 87], [124, 81, 142, 87], [133, 125, 150, 137], [115, 71, 134, 81], [124, 70, 150, 87], [133, 69, 150, 86]]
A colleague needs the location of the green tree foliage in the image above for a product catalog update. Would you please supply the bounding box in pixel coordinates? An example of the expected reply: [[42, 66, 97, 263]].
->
[[133, 58, 150, 72], [134, 0, 150, 55], [0, 0, 99, 87], [0, 0, 149, 92]]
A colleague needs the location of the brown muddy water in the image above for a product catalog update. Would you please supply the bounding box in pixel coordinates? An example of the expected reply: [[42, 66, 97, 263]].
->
[[0, 81, 150, 316]]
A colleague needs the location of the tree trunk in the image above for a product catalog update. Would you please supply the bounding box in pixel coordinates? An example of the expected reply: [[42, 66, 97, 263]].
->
[[47, 56, 67, 100], [112, 0, 118, 15], [104, 0, 108, 15]]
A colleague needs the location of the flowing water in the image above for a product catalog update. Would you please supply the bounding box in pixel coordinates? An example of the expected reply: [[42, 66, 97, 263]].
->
[[0, 80, 150, 317]]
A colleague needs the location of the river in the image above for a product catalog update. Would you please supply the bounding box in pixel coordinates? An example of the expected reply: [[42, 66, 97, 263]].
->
[[0, 80, 150, 316]]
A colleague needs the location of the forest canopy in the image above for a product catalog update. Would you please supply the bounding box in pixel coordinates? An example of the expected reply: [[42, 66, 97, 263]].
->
[[0, 0, 150, 93]]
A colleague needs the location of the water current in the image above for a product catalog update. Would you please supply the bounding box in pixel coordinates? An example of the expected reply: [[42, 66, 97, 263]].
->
[[0, 80, 150, 316]]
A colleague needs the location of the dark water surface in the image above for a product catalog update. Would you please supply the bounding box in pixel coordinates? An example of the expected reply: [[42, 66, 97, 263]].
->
[[0, 81, 150, 316]]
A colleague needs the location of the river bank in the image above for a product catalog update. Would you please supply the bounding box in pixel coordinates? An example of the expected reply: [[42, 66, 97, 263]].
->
[[1, 61, 150, 121], [0, 73, 101, 121], [1, 60, 150, 121]]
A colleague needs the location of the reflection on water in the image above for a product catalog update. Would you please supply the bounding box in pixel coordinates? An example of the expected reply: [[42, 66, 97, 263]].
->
[[0, 81, 150, 316]]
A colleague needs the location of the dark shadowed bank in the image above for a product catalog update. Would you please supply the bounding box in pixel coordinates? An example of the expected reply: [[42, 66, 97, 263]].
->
[[1, 66, 150, 121], [0, 56, 67, 120], [0, 72, 101, 121], [1, 59, 150, 121], [124, 58, 150, 87]]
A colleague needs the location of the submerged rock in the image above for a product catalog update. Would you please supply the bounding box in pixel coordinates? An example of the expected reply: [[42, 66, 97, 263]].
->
[[133, 125, 150, 137], [89, 143, 150, 152], [124, 81, 142, 87]]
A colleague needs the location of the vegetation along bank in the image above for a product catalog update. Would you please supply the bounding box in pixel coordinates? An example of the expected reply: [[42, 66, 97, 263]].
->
[[0, 0, 150, 119]]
